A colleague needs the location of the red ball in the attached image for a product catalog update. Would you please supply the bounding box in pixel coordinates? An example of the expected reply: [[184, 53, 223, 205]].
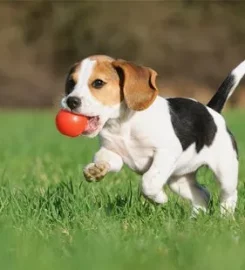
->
[[55, 110, 88, 137]]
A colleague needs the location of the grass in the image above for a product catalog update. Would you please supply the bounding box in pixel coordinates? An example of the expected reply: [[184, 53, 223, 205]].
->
[[1, 109, 245, 269]]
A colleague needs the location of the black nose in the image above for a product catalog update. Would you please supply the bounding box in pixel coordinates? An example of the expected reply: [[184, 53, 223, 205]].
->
[[66, 96, 81, 110]]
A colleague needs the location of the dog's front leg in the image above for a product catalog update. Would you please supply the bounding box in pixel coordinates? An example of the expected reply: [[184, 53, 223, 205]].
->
[[142, 150, 178, 204], [83, 147, 123, 182]]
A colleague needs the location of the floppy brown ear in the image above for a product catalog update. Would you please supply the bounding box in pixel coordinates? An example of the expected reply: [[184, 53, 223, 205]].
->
[[112, 60, 159, 111]]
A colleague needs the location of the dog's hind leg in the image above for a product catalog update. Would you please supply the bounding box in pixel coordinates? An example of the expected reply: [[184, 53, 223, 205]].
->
[[212, 156, 238, 216], [168, 173, 210, 215]]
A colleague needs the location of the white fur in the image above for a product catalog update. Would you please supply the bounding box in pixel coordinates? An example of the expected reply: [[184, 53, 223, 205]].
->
[[228, 60, 245, 98], [62, 58, 243, 215]]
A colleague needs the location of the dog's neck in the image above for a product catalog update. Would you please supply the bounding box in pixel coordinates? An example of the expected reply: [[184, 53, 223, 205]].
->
[[102, 102, 136, 134]]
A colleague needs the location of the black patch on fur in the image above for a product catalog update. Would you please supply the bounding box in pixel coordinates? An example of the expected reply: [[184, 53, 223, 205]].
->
[[65, 65, 77, 95], [227, 128, 238, 159], [114, 66, 126, 103], [167, 98, 217, 153], [207, 74, 235, 113]]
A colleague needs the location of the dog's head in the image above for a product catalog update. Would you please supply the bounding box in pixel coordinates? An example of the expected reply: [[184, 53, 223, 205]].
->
[[61, 55, 159, 137]]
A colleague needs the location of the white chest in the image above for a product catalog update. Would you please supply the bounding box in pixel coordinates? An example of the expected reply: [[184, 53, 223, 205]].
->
[[100, 124, 154, 174]]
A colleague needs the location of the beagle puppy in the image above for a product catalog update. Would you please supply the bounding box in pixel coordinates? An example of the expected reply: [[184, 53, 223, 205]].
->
[[61, 55, 245, 215]]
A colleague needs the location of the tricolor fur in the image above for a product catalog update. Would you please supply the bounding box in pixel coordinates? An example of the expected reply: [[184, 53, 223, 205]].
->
[[61, 55, 245, 215]]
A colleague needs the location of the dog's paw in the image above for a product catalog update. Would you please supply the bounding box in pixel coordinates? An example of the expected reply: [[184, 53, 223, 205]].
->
[[83, 161, 110, 182]]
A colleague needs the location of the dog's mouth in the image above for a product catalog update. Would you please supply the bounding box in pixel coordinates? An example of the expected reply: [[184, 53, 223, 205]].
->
[[83, 116, 100, 135]]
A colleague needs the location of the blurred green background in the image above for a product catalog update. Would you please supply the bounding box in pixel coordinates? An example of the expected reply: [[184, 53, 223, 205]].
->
[[1, 1, 245, 109]]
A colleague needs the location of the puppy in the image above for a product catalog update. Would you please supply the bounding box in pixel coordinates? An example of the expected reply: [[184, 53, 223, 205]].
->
[[61, 55, 245, 215]]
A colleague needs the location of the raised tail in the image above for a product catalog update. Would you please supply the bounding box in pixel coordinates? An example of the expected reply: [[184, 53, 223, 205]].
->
[[207, 60, 245, 113]]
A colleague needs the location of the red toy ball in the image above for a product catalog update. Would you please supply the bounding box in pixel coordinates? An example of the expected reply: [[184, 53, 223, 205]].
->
[[55, 110, 88, 137]]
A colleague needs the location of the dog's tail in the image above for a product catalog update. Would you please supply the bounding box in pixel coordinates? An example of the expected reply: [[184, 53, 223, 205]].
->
[[207, 60, 245, 113]]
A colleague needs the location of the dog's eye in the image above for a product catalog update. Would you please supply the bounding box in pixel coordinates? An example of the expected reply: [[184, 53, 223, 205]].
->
[[92, 79, 106, 89]]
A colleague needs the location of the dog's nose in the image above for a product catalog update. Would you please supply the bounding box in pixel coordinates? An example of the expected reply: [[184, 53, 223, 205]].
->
[[66, 96, 81, 110]]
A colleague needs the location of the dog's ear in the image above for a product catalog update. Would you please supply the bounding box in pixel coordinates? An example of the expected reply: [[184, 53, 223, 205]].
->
[[112, 59, 159, 111]]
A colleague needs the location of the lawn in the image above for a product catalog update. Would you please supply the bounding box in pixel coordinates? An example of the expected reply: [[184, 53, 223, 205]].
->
[[1, 110, 245, 270]]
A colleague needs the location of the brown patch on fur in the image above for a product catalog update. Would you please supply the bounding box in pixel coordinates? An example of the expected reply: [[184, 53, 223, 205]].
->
[[112, 60, 159, 111], [81, 55, 158, 109], [88, 60, 123, 106]]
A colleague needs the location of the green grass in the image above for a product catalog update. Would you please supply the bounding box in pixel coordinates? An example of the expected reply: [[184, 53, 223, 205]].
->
[[1, 109, 245, 270]]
